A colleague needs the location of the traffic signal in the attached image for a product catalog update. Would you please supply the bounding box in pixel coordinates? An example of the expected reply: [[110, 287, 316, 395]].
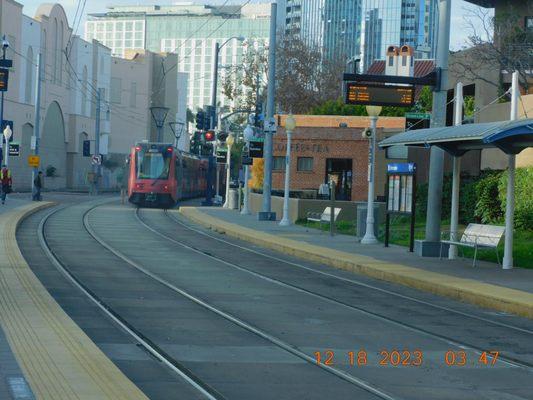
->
[[205, 105, 215, 131], [196, 110, 206, 131], [216, 131, 228, 143], [204, 130, 215, 142], [83, 140, 91, 157]]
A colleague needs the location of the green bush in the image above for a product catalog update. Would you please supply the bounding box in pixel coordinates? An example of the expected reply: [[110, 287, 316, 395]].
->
[[474, 171, 504, 224], [498, 167, 533, 229]]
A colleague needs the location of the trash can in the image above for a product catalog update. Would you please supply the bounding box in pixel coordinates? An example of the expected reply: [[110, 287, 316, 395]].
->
[[229, 188, 238, 210], [356, 204, 380, 239]]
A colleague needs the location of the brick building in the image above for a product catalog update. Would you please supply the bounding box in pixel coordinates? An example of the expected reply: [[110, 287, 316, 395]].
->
[[272, 115, 406, 202]]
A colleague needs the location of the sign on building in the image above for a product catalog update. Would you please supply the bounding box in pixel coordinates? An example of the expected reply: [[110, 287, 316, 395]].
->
[[9, 143, 19, 156]]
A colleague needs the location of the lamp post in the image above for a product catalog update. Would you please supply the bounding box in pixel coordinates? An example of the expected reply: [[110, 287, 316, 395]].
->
[[211, 36, 245, 129], [241, 124, 254, 215], [361, 105, 382, 244], [169, 120, 185, 148], [150, 106, 170, 142], [223, 133, 235, 208], [3, 125, 12, 167], [279, 114, 296, 226]]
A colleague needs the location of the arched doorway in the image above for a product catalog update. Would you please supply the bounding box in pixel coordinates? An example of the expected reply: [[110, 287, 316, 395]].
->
[[41, 101, 66, 189], [9, 123, 34, 191]]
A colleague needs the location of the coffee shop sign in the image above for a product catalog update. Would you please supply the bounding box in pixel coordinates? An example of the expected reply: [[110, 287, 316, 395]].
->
[[275, 142, 330, 154]]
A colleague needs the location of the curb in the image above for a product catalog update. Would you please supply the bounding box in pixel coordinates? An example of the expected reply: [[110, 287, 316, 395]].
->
[[180, 207, 533, 320], [0, 202, 148, 400]]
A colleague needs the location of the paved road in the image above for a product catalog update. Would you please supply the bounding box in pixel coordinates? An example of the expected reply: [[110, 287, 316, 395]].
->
[[18, 199, 533, 400]]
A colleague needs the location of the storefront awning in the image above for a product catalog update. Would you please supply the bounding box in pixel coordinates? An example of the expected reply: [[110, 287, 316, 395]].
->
[[379, 118, 533, 156]]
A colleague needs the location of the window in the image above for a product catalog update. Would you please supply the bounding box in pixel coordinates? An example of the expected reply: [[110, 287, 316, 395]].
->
[[111, 77, 122, 104], [273, 156, 285, 171], [388, 56, 394, 66], [297, 157, 313, 171], [402, 56, 407, 66], [130, 82, 137, 108], [526, 17, 533, 31]]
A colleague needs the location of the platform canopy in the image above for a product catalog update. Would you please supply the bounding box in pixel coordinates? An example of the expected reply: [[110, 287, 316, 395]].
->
[[379, 118, 533, 156]]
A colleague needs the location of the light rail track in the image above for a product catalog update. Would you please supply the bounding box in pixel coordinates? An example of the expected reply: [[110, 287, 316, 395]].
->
[[165, 209, 533, 336], [38, 204, 225, 400], [134, 208, 533, 371], [80, 204, 400, 400]]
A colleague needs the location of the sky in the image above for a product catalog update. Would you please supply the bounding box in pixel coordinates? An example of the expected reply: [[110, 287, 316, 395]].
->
[[18, 0, 493, 51]]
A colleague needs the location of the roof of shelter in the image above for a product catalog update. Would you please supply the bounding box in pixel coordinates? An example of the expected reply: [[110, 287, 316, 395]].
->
[[379, 118, 533, 156]]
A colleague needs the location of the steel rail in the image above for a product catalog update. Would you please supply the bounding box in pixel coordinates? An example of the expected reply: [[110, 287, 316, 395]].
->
[[166, 210, 533, 336], [37, 204, 224, 400], [81, 205, 400, 400], [146, 209, 533, 370]]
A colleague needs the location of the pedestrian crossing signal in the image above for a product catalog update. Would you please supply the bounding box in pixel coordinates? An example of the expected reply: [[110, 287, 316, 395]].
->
[[83, 140, 91, 157]]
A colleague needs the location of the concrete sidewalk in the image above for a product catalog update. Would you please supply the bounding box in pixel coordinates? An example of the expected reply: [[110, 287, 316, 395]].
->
[[180, 206, 533, 319]]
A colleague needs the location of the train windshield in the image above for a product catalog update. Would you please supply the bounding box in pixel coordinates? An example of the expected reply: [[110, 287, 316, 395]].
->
[[136, 151, 171, 180]]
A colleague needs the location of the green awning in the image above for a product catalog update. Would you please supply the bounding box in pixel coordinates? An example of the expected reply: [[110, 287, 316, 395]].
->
[[379, 118, 533, 156]]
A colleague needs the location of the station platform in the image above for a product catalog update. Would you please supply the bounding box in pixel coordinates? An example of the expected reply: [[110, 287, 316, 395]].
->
[[0, 198, 148, 400], [179, 206, 533, 319]]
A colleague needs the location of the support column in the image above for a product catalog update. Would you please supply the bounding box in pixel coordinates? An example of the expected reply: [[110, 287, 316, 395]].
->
[[503, 71, 519, 269], [449, 82, 463, 259], [259, 2, 277, 221], [415, 0, 451, 257]]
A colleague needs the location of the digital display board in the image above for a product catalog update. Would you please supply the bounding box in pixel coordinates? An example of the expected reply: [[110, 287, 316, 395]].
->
[[0, 69, 8, 92], [345, 83, 414, 107]]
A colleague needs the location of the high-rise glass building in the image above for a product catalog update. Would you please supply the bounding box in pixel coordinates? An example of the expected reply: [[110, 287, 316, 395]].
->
[[85, 4, 271, 111], [362, 0, 438, 70], [282, 0, 362, 61]]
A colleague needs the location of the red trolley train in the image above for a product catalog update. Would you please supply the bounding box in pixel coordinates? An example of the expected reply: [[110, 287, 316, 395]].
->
[[128, 141, 208, 208]]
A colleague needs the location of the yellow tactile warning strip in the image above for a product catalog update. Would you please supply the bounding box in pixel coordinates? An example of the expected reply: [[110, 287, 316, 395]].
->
[[0, 202, 149, 400], [180, 207, 533, 320]]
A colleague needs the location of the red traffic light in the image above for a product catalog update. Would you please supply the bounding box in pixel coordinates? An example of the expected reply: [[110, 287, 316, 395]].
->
[[205, 131, 215, 141]]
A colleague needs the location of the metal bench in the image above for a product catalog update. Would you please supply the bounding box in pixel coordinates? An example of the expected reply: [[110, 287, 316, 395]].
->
[[440, 223, 505, 267], [306, 207, 341, 230]]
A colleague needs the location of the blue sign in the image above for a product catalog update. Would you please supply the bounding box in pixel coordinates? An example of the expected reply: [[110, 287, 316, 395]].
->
[[387, 163, 416, 174]]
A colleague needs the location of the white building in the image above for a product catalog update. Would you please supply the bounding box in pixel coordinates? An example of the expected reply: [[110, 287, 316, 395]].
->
[[0, 1, 187, 191]]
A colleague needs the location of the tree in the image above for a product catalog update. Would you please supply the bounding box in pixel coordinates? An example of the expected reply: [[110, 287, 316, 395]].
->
[[221, 40, 268, 113], [451, 4, 533, 93], [276, 37, 346, 114]]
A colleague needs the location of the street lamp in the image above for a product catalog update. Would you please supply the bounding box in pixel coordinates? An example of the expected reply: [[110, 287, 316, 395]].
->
[[361, 105, 382, 244], [3, 125, 12, 167], [241, 124, 254, 215], [279, 114, 296, 226], [150, 106, 170, 142], [223, 133, 235, 208], [211, 36, 246, 128], [169, 119, 185, 148]]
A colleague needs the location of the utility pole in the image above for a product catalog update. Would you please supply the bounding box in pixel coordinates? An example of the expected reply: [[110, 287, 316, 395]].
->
[[32, 53, 43, 196], [211, 42, 220, 130], [0, 35, 7, 166], [259, 1, 277, 221], [93, 88, 102, 195], [416, 0, 451, 256]]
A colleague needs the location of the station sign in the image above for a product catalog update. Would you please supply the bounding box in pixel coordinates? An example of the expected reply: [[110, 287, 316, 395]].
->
[[0, 69, 8, 92], [249, 140, 264, 158], [345, 83, 414, 107], [9, 143, 19, 156], [28, 155, 40, 167], [216, 147, 227, 164], [387, 162, 416, 174]]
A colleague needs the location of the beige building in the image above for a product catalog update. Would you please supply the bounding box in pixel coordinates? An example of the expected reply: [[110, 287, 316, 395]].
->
[[0, 1, 188, 191]]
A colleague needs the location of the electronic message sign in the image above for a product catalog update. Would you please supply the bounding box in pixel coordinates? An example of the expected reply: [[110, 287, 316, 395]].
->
[[345, 83, 414, 107]]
